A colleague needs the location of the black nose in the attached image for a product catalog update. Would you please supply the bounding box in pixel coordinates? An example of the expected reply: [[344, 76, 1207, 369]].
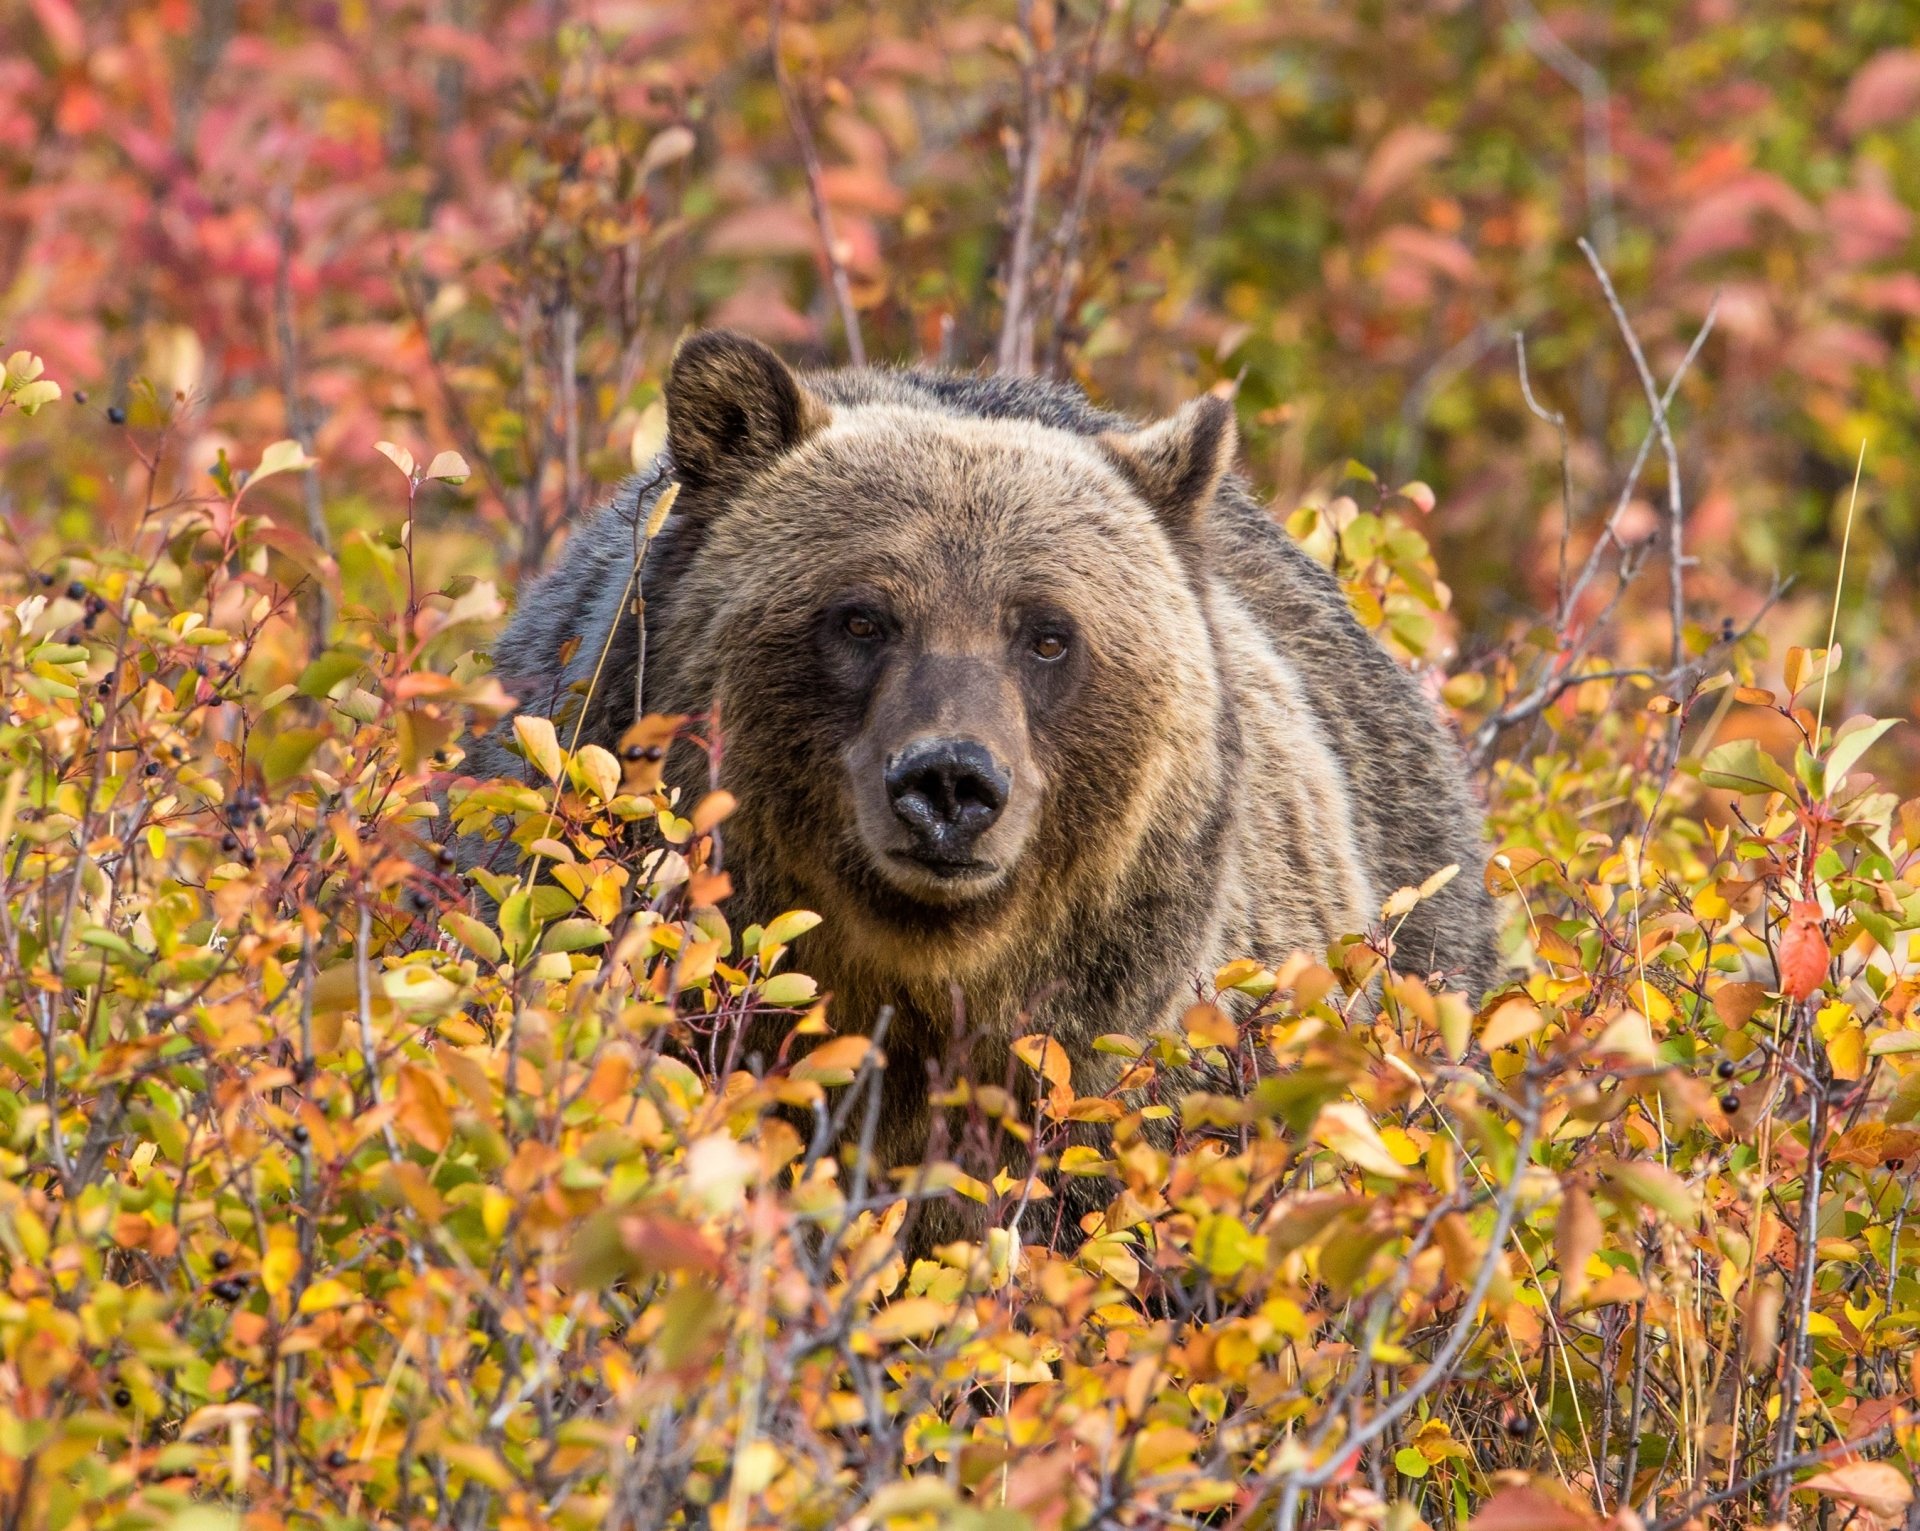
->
[[886, 738, 1009, 853]]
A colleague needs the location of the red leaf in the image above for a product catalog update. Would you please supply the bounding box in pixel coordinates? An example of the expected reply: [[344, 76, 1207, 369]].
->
[[1778, 901, 1829, 1002]]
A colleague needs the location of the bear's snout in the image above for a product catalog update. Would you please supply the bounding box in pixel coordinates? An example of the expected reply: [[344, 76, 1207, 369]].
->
[[885, 738, 1010, 867]]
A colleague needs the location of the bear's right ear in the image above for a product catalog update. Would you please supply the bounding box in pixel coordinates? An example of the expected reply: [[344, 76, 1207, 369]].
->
[[1098, 394, 1237, 558], [665, 330, 831, 492]]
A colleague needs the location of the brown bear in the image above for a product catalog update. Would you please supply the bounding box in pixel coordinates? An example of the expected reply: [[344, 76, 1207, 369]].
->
[[463, 330, 1499, 1242]]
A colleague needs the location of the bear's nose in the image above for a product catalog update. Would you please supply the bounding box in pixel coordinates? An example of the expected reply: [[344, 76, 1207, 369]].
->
[[885, 738, 1009, 855]]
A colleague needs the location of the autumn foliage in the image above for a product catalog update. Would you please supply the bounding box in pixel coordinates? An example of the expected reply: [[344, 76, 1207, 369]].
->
[[5, 4, 1920, 1530]]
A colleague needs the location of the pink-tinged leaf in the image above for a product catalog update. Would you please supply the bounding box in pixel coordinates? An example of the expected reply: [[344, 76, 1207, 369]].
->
[[30, 0, 84, 60], [1799, 1460, 1913, 1520], [1467, 1483, 1600, 1531], [1840, 50, 1920, 136], [1356, 124, 1451, 210], [374, 441, 416, 479]]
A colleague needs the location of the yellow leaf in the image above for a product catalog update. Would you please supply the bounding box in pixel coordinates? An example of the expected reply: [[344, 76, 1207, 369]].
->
[[482, 1188, 512, 1241], [1480, 997, 1545, 1051], [297, 1279, 355, 1314], [514, 714, 563, 781], [575, 743, 620, 803], [866, 1296, 953, 1343], [260, 1233, 300, 1297], [793, 1035, 869, 1083], [1314, 1101, 1411, 1180]]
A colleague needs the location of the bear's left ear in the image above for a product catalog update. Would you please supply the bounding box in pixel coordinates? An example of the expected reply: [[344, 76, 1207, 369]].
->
[[1098, 394, 1238, 554], [666, 329, 832, 494]]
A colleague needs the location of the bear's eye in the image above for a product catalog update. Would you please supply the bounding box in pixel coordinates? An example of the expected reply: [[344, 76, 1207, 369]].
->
[[843, 612, 883, 642], [1030, 630, 1070, 662]]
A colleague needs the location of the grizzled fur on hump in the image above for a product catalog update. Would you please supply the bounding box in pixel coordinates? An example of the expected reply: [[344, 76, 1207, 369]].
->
[[466, 342, 1499, 1245]]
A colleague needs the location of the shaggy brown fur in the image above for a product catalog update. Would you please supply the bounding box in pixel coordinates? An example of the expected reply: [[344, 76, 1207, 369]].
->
[[462, 331, 1499, 1245]]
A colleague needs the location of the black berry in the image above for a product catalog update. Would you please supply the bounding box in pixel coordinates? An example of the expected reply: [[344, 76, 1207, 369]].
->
[[37, 572, 53, 587], [106, 405, 126, 425], [113, 1387, 132, 1407], [72, 389, 87, 404], [1716, 1058, 1736, 1080], [1506, 1412, 1533, 1437], [326, 1449, 350, 1470], [145, 1003, 173, 1023], [97, 680, 112, 696], [211, 1249, 232, 1271], [435, 845, 456, 868], [290, 1123, 310, 1145], [66, 581, 85, 601], [221, 833, 238, 852], [211, 1277, 245, 1302], [143, 762, 160, 777], [1720, 1091, 1741, 1115]]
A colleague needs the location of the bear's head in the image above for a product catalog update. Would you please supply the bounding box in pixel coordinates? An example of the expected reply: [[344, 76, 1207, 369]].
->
[[656, 331, 1238, 977]]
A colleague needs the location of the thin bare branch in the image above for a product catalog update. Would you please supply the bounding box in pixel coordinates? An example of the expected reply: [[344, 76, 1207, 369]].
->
[[996, 0, 1051, 376], [769, 1, 867, 368], [271, 184, 335, 640], [1577, 237, 1700, 671], [1508, 0, 1616, 261], [1513, 330, 1574, 618]]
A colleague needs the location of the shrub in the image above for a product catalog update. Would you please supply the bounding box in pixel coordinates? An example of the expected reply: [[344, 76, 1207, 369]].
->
[[2, 342, 1918, 1531]]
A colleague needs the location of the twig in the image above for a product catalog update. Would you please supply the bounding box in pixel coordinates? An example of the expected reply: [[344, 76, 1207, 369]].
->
[[1508, 0, 1616, 261], [1771, 1020, 1827, 1519], [1577, 237, 1690, 671], [769, 0, 867, 367], [1650, 1423, 1896, 1531], [1274, 1095, 1543, 1528], [996, 0, 1051, 376], [1514, 330, 1574, 618], [1559, 289, 1718, 629], [271, 184, 335, 640]]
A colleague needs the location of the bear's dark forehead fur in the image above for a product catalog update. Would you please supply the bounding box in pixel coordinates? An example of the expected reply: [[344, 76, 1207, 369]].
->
[[469, 332, 1499, 1249]]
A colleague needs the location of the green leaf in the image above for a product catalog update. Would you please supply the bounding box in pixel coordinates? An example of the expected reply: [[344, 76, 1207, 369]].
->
[[1699, 738, 1797, 798], [759, 972, 819, 1007], [441, 912, 502, 964], [1601, 1159, 1699, 1225], [761, 909, 822, 947], [12, 379, 61, 415], [298, 648, 364, 699], [498, 890, 536, 960], [542, 918, 610, 953], [1394, 1447, 1429, 1478], [242, 438, 317, 495], [1825, 717, 1901, 791]]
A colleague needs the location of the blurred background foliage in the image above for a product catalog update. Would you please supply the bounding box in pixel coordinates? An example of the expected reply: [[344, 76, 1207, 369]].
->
[[4, 0, 1919, 728]]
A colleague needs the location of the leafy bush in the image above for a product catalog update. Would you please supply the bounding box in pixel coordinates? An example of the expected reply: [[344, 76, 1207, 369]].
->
[[2, 353, 1917, 1531]]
